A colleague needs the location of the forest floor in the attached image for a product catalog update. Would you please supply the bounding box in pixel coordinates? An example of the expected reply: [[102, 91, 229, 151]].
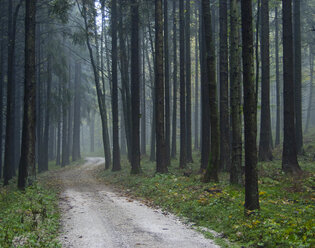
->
[[46, 157, 219, 248]]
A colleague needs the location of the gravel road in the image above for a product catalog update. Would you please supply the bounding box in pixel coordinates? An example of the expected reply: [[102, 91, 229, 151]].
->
[[58, 157, 219, 248]]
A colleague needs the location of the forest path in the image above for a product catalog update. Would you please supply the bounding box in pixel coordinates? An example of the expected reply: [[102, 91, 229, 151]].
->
[[57, 157, 219, 248]]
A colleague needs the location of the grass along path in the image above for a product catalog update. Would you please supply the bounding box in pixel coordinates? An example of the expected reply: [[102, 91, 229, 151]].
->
[[99, 154, 314, 248]]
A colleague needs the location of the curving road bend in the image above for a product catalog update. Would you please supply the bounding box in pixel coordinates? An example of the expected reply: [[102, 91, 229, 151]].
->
[[58, 157, 219, 248]]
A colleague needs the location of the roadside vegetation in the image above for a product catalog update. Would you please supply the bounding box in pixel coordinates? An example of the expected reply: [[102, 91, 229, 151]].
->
[[100, 152, 314, 248]]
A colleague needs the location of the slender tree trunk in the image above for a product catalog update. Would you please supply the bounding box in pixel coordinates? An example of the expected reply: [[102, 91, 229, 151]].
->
[[141, 30, 146, 155], [293, 0, 303, 154], [258, 0, 273, 161], [200, 3, 210, 171], [229, 0, 242, 185], [18, 0, 36, 189], [42, 54, 52, 172], [179, 0, 186, 168], [171, 0, 178, 158], [56, 81, 61, 166], [164, 0, 171, 166], [0, 22, 5, 179], [185, 0, 193, 163], [155, 0, 168, 173], [241, 0, 260, 211], [282, 0, 301, 174], [61, 92, 69, 167], [112, 0, 121, 171], [130, 0, 141, 174], [255, 0, 260, 105], [72, 62, 81, 161], [275, 7, 281, 146], [219, 0, 230, 171], [202, 0, 220, 183], [90, 109, 95, 153], [194, 6, 199, 151], [305, 49, 313, 134], [4, 0, 22, 185]]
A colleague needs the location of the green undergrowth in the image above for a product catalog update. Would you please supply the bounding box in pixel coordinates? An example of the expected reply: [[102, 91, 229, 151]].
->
[[100, 154, 314, 248], [0, 182, 61, 248], [0, 159, 84, 247]]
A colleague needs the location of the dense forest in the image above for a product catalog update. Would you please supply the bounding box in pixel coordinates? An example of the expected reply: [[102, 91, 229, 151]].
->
[[0, 0, 314, 247]]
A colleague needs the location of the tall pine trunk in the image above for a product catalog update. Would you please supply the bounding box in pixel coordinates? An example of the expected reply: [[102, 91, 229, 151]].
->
[[164, 0, 170, 166], [229, 0, 242, 185], [112, 0, 121, 171], [171, 0, 178, 158], [130, 0, 141, 174], [258, 0, 273, 161], [282, 0, 301, 174], [155, 0, 168, 173], [241, 0, 260, 211], [179, 0, 186, 168], [219, 0, 230, 171], [275, 7, 281, 146], [202, 0, 220, 183], [72, 62, 81, 162], [185, 0, 193, 163], [293, 0, 303, 154], [18, 0, 36, 189]]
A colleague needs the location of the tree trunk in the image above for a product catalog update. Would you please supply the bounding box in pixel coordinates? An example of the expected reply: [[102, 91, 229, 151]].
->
[[275, 7, 281, 146], [179, 0, 186, 168], [241, 0, 260, 211], [90, 109, 95, 153], [282, 0, 302, 174], [112, 0, 121, 171], [229, 0, 242, 185], [194, 6, 199, 151], [18, 0, 36, 189], [164, 0, 171, 166], [0, 20, 5, 179], [141, 31, 146, 156], [293, 0, 303, 154], [42, 54, 52, 171], [219, 0, 230, 171], [4, 0, 22, 185], [185, 0, 193, 163], [258, 0, 273, 161], [202, 0, 220, 183], [200, 3, 210, 171], [130, 0, 141, 174], [155, 0, 168, 173], [305, 48, 313, 134], [72, 62, 81, 162], [171, 0, 178, 159]]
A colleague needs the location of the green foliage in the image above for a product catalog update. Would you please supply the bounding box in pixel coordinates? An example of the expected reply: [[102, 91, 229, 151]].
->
[[100, 155, 315, 248], [0, 184, 61, 248]]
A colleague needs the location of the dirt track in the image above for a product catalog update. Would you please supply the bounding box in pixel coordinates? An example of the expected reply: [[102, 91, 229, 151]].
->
[[57, 157, 219, 248]]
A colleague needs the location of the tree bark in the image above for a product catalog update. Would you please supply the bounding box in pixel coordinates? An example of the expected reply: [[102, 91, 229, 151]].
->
[[202, 0, 220, 183], [171, 0, 178, 159], [164, 0, 171, 166], [241, 0, 260, 211], [275, 7, 281, 146], [72, 62, 81, 162], [112, 0, 121, 171], [179, 0, 186, 168], [282, 0, 302, 174], [155, 0, 168, 173], [219, 0, 230, 171], [194, 6, 199, 151], [200, 3, 210, 171], [130, 0, 141, 174], [18, 0, 36, 189], [229, 0, 242, 185], [185, 0, 193, 163], [258, 0, 273, 161], [293, 0, 303, 154], [305, 48, 313, 134]]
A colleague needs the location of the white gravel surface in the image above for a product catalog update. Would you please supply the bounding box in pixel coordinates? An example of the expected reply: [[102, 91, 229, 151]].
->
[[58, 157, 219, 248]]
